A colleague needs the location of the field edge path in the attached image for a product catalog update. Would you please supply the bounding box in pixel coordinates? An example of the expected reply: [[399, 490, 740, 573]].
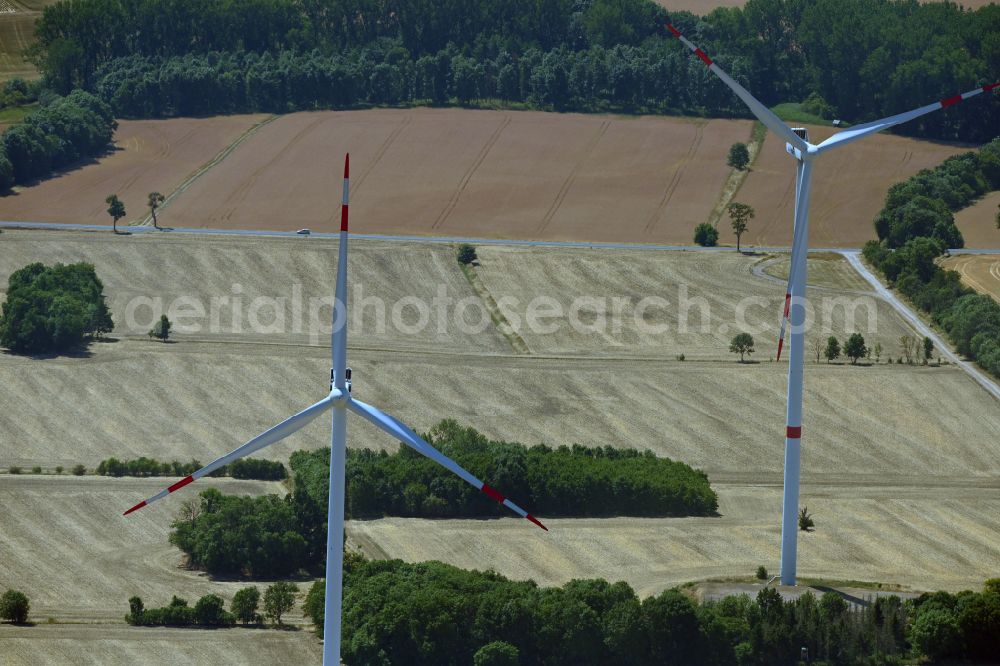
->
[[843, 250, 1000, 402]]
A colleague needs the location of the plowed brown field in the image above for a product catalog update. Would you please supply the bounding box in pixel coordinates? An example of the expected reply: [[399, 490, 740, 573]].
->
[[726, 123, 971, 249], [954, 191, 1000, 248], [0, 115, 268, 223], [160, 109, 751, 243]]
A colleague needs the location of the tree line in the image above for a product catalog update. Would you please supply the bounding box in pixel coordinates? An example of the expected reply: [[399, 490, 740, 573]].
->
[[300, 558, 1000, 665], [29, 0, 1000, 142], [0, 90, 116, 191], [293, 419, 717, 520], [96, 456, 286, 480], [864, 138, 1000, 380], [0, 262, 113, 354], [126, 582, 298, 627]]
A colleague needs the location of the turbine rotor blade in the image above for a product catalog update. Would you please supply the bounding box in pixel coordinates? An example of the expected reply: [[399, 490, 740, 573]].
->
[[665, 23, 809, 153], [347, 398, 547, 530], [123, 395, 335, 515], [332, 154, 349, 389], [816, 82, 999, 154]]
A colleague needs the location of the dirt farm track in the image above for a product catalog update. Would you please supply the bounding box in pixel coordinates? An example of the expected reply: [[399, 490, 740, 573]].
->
[[2, 108, 988, 248]]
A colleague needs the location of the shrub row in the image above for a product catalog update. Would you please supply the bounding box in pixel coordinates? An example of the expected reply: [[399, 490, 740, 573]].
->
[[96, 456, 286, 480], [125, 594, 234, 627], [291, 419, 718, 519]]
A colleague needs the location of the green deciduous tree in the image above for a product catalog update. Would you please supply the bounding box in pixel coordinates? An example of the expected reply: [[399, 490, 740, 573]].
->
[[0, 589, 30, 624], [474, 641, 520, 666], [824, 336, 840, 363], [727, 202, 755, 252], [843, 333, 867, 364], [693, 223, 718, 247], [727, 142, 750, 170], [149, 314, 171, 342], [106, 194, 125, 234], [457, 243, 477, 265], [148, 191, 165, 229], [263, 581, 298, 625], [923, 336, 934, 362], [231, 587, 260, 625], [729, 332, 755, 362]]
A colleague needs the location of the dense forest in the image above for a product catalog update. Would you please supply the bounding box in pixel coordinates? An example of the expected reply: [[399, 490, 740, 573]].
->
[[864, 138, 1000, 380], [298, 558, 1000, 665], [292, 419, 717, 520], [28, 0, 1000, 141]]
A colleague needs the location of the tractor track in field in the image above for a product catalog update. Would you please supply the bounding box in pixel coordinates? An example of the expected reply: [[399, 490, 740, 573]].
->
[[536, 120, 610, 234], [351, 114, 411, 197], [431, 114, 511, 230], [135, 115, 279, 227], [644, 122, 704, 233]]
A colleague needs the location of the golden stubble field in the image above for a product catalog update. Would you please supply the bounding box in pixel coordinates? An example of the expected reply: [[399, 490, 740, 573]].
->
[[941, 252, 1000, 303], [1, 229, 999, 631]]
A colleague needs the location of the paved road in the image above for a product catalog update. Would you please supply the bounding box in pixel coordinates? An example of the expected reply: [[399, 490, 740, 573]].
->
[[843, 250, 1000, 402], [3, 219, 998, 254]]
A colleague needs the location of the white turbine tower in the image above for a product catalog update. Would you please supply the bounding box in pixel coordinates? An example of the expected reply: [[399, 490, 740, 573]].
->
[[666, 21, 998, 586], [124, 154, 547, 664]]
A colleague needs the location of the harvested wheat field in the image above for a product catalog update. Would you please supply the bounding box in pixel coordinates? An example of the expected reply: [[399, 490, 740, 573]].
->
[[0, 115, 269, 223], [0, 624, 321, 666], [349, 477, 1000, 594], [954, 190, 1000, 248], [0, 475, 317, 620], [727, 124, 973, 249], [158, 108, 752, 243], [0, 1, 42, 82], [942, 253, 1000, 303], [2, 229, 999, 599], [474, 244, 915, 358], [0, 230, 510, 353]]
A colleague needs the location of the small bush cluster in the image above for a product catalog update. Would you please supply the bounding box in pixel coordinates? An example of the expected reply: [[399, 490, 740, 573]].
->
[[125, 594, 234, 627], [0, 262, 114, 354]]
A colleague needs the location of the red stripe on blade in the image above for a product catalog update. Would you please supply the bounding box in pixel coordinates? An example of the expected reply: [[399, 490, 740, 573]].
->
[[694, 49, 713, 66], [341, 204, 349, 231], [940, 94, 962, 108], [526, 514, 548, 531], [123, 500, 147, 516], [786, 426, 802, 439], [666, 24, 681, 37], [481, 484, 505, 504], [776, 337, 785, 361], [344, 153, 350, 178], [167, 475, 194, 493], [782, 293, 791, 317], [984, 82, 1000, 92]]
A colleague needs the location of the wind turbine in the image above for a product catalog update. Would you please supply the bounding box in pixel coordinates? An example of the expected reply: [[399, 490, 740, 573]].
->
[[666, 21, 998, 586], [123, 154, 547, 664]]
